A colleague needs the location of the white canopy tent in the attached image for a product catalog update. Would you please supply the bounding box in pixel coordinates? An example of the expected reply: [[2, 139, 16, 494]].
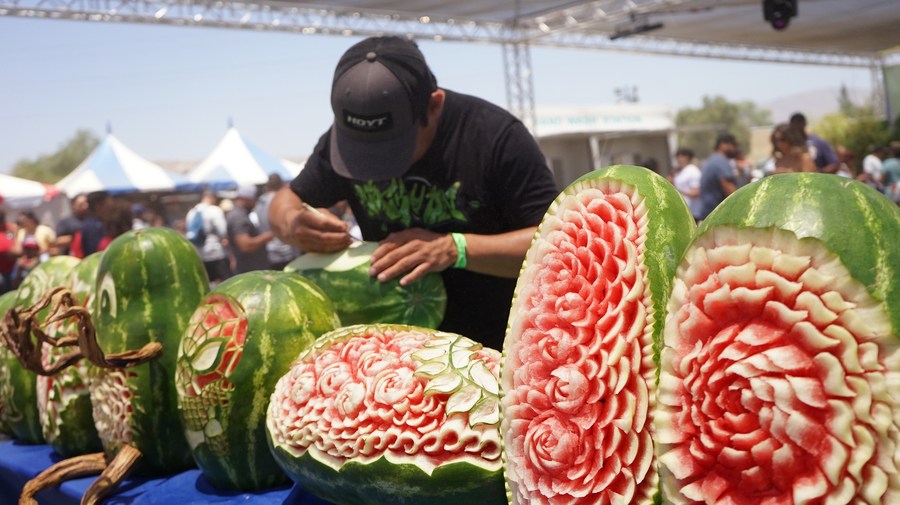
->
[[0, 173, 61, 210], [187, 127, 298, 190], [56, 133, 196, 197], [0, 173, 71, 226]]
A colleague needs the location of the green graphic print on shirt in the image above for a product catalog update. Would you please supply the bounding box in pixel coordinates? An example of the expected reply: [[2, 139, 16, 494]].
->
[[354, 179, 481, 233]]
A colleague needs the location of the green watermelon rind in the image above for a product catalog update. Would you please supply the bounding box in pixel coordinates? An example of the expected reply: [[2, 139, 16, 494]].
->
[[4, 256, 81, 445], [51, 391, 101, 458], [698, 173, 900, 336], [94, 227, 209, 475], [179, 270, 340, 491], [284, 242, 447, 329], [0, 290, 20, 438], [268, 446, 506, 505]]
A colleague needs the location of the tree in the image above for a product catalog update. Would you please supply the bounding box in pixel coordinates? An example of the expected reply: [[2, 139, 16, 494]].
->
[[12, 129, 99, 183], [815, 93, 893, 174], [675, 96, 771, 160]]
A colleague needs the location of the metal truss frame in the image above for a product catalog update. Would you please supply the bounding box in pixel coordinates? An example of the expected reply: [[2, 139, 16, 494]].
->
[[2, 0, 895, 126]]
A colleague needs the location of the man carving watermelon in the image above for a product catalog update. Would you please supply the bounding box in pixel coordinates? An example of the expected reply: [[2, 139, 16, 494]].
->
[[269, 36, 558, 350]]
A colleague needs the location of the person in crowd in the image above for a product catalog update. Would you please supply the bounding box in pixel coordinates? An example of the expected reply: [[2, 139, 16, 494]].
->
[[53, 193, 88, 256], [771, 122, 815, 174], [10, 211, 57, 287], [131, 203, 156, 230], [861, 144, 887, 191], [172, 218, 187, 237], [186, 190, 232, 286], [0, 210, 15, 294], [227, 184, 273, 274], [255, 174, 301, 270], [834, 145, 856, 178], [73, 191, 110, 258], [669, 147, 702, 221], [97, 199, 134, 251], [696, 133, 740, 221], [267, 36, 559, 350], [789, 112, 839, 173], [881, 143, 900, 204]]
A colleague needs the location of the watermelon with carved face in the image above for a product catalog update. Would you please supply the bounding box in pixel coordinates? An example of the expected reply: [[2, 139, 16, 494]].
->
[[176, 270, 340, 490]]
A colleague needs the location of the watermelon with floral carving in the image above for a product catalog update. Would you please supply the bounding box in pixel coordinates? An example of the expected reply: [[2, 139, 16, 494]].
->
[[175, 270, 340, 490], [266, 324, 505, 505], [501, 165, 696, 505], [36, 252, 103, 457], [657, 173, 900, 504]]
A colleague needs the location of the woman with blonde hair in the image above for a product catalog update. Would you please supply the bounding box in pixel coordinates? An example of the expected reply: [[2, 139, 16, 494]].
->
[[771, 122, 816, 173]]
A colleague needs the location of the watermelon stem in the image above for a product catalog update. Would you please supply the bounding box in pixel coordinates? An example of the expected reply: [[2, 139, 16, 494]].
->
[[19, 451, 107, 505]]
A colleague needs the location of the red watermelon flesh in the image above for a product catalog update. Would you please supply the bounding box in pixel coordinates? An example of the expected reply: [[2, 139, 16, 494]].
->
[[503, 187, 658, 505], [657, 227, 900, 504]]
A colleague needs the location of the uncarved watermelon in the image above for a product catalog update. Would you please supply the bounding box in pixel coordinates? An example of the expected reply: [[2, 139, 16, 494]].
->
[[657, 173, 900, 504], [500, 165, 696, 505], [266, 324, 506, 505], [285, 241, 447, 329]]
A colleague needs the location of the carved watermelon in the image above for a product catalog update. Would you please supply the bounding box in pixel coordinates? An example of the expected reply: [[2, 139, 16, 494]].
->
[[284, 241, 447, 328], [90, 227, 209, 474], [0, 255, 82, 445], [266, 324, 505, 505], [36, 252, 103, 457], [500, 165, 696, 505], [0, 289, 18, 437], [175, 270, 340, 490], [657, 173, 900, 504]]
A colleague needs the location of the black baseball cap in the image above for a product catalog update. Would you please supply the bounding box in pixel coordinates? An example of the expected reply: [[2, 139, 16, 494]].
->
[[329, 36, 437, 181]]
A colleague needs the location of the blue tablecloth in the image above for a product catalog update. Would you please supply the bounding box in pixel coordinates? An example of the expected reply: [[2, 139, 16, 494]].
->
[[0, 439, 332, 504]]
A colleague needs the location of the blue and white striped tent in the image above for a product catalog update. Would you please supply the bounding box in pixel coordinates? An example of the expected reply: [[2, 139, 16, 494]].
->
[[187, 127, 298, 190], [56, 134, 196, 197]]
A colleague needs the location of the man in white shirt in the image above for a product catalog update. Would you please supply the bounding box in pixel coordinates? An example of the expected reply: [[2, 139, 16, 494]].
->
[[186, 190, 231, 286], [670, 147, 702, 221], [862, 145, 887, 191]]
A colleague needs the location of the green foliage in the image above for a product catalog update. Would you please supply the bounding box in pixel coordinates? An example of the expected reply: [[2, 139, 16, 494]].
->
[[815, 98, 893, 174], [12, 129, 99, 184], [675, 96, 771, 159]]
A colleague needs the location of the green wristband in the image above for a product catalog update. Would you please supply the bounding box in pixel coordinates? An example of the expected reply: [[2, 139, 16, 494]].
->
[[450, 233, 467, 269]]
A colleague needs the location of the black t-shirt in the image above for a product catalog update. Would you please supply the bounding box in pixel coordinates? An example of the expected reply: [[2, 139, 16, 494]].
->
[[291, 89, 559, 350]]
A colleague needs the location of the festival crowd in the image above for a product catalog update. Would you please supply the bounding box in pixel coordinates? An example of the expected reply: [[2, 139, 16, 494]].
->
[[0, 173, 330, 295]]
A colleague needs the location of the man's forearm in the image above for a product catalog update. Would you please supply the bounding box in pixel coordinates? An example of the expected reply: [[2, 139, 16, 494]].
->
[[268, 186, 304, 247], [463, 226, 537, 278]]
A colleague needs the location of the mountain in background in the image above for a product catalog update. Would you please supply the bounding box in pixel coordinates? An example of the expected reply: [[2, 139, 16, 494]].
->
[[761, 85, 872, 124]]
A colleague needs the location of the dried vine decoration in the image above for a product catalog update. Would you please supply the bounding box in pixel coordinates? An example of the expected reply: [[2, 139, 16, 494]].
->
[[0, 287, 83, 376], [46, 290, 163, 369], [18, 444, 142, 505]]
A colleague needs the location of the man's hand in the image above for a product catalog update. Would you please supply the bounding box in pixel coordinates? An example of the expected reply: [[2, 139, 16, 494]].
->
[[270, 186, 351, 253], [369, 228, 457, 286]]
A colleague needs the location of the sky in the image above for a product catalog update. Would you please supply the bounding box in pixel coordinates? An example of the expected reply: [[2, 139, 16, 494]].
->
[[0, 16, 876, 175]]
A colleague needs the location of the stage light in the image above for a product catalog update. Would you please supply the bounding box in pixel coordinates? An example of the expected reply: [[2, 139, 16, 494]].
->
[[763, 0, 797, 30]]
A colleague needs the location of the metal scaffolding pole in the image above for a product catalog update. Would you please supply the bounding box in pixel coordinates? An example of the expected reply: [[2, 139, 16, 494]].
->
[[502, 40, 537, 134]]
